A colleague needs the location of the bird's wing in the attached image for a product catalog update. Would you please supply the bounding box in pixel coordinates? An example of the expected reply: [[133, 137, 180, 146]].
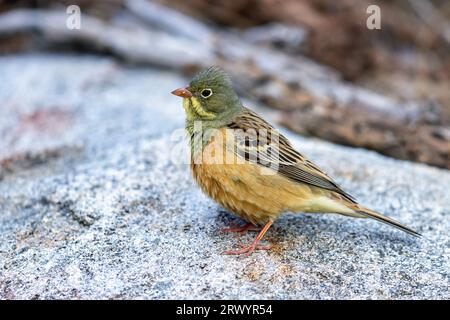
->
[[227, 108, 356, 202]]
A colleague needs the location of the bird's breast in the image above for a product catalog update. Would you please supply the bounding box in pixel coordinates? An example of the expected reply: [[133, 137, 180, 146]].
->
[[190, 128, 316, 224]]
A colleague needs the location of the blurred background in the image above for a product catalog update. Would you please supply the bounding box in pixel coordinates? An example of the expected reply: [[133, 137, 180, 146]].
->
[[1, 0, 449, 169]]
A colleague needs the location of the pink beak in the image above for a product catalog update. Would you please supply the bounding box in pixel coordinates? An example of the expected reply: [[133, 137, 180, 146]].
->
[[171, 87, 193, 98]]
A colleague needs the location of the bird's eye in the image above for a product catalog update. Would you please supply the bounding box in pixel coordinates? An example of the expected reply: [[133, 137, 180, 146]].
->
[[201, 89, 212, 98]]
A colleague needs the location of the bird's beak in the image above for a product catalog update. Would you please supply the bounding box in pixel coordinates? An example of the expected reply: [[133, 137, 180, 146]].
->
[[171, 87, 193, 98]]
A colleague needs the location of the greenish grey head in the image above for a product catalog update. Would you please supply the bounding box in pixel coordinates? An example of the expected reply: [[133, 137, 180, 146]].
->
[[171, 66, 242, 124]]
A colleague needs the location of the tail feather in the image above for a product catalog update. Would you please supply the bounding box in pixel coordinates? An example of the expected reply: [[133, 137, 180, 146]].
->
[[356, 207, 421, 237]]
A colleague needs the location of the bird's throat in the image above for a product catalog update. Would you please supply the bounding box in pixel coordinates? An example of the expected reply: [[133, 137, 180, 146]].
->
[[183, 97, 215, 120], [183, 98, 243, 159]]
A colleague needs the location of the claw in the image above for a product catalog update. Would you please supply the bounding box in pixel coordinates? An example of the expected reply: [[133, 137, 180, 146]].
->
[[222, 220, 274, 256], [237, 243, 272, 250], [224, 243, 271, 256]]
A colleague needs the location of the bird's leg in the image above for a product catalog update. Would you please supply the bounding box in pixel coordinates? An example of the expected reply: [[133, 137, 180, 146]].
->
[[224, 220, 273, 256], [219, 222, 259, 233]]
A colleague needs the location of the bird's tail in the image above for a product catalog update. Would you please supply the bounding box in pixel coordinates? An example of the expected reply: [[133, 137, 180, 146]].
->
[[352, 205, 421, 237]]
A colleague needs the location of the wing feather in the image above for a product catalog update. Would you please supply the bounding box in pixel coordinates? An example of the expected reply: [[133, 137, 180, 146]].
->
[[227, 108, 356, 202]]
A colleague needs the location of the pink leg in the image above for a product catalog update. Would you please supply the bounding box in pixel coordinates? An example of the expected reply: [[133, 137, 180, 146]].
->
[[224, 221, 274, 256], [219, 223, 259, 234]]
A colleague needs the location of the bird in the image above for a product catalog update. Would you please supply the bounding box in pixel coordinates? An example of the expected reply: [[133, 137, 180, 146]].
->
[[171, 66, 420, 256]]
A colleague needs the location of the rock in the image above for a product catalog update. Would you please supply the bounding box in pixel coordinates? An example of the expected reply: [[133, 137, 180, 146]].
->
[[0, 54, 449, 299], [243, 23, 309, 54]]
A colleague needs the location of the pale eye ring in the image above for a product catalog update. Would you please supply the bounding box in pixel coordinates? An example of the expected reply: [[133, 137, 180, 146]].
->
[[201, 88, 213, 98]]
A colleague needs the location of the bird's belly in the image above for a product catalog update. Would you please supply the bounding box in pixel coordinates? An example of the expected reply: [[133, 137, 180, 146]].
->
[[191, 147, 318, 224], [191, 162, 280, 224]]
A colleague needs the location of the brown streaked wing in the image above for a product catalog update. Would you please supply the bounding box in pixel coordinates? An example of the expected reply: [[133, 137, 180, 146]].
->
[[227, 108, 356, 202]]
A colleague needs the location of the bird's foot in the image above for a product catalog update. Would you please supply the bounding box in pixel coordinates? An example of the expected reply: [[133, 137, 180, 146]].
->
[[222, 220, 274, 256], [219, 223, 259, 234], [224, 242, 272, 256]]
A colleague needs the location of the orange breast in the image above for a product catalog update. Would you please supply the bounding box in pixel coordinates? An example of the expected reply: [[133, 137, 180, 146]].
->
[[190, 128, 317, 225]]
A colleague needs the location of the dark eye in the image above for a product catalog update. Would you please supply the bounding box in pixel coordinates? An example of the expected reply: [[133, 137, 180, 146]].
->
[[201, 89, 212, 98]]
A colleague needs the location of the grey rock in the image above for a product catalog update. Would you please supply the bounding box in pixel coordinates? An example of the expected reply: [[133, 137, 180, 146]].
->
[[0, 54, 449, 299], [243, 23, 309, 53]]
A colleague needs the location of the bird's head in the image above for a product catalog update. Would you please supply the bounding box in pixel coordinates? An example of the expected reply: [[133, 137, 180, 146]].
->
[[171, 66, 242, 125]]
